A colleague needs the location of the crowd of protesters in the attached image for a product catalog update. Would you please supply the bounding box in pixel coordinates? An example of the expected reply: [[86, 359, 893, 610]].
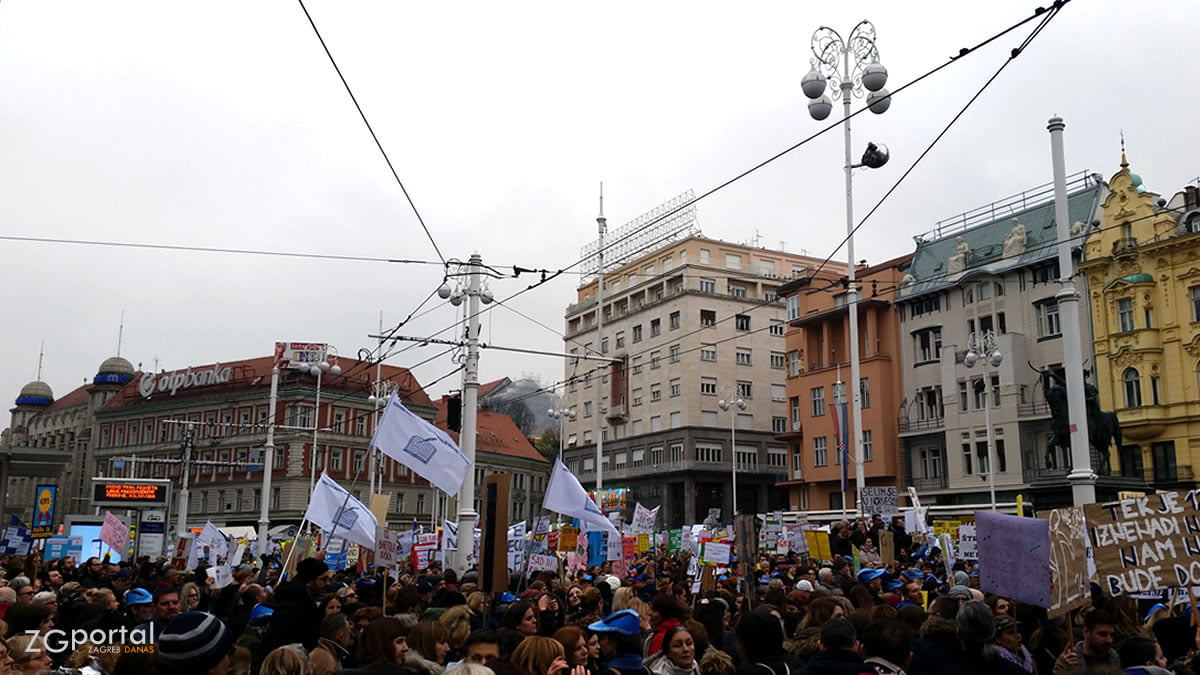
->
[[0, 514, 1194, 675]]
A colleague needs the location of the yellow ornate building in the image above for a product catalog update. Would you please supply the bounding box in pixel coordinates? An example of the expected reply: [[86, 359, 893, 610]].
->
[[1081, 155, 1200, 489]]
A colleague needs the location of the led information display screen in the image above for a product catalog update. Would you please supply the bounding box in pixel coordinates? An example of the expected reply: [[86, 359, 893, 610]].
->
[[91, 480, 170, 507]]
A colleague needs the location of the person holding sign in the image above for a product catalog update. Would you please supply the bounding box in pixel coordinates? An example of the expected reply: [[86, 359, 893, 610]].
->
[[1051, 610, 1118, 673]]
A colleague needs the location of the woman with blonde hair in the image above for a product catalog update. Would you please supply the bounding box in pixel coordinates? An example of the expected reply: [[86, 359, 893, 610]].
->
[[260, 644, 312, 675], [440, 605, 473, 659], [0, 637, 15, 674], [511, 635, 567, 675], [86, 587, 119, 610], [7, 634, 52, 674], [613, 587, 635, 613], [179, 582, 202, 612]]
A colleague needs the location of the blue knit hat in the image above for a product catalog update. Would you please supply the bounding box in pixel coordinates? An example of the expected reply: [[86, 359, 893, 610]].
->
[[589, 609, 641, 636], [124, 588, 153, 606], [156, 612, 233, 675]]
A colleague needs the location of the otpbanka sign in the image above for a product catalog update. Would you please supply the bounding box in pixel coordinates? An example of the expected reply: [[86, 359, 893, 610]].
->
[[139, 363, 232, 398]]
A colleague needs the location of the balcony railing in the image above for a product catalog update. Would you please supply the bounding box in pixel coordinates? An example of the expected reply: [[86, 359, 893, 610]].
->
[[1017, 401, 1052, 417], [912, 475, 948, 491], [1150, 464, 1195, 484], [898, 417, 945, 433]]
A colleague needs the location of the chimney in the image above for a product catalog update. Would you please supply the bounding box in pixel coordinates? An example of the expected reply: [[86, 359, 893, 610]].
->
[[1186, 185, 1199, 211]]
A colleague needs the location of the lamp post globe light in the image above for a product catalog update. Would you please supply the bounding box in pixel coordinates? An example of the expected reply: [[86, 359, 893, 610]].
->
[[803, 20, 891, 515], [963, 330, 1002, 511], [304, 347, 342, 499], [548, 404, 576, 466], [718, 387, 746, 516]]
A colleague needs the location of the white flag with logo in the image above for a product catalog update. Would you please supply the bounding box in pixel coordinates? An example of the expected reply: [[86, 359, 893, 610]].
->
[[372, 393, 471, 495], [197, 520, 229, 560], [542, 458, 619, 538], [304, 472, 378, 550]]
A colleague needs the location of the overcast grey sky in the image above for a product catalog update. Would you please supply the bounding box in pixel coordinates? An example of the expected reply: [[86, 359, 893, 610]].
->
[[2, 1, 1197, 412]]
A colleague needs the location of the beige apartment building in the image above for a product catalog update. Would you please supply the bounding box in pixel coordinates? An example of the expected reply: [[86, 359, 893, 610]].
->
[[894, 175, 1143, 509], [560, 235, 841, 526]]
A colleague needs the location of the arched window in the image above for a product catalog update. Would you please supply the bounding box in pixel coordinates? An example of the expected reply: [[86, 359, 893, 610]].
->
[[1123, 368, 1142, 408]]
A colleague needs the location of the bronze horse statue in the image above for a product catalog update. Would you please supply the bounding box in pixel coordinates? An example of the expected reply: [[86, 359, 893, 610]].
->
[[1033, 364, 1121, 475]]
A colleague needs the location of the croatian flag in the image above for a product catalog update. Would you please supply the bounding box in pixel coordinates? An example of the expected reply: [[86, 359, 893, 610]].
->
[[829, 399, 849, 493], [372, 392, 471, 495]]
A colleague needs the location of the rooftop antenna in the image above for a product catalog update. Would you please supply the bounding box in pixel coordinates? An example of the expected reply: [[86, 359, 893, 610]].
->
[[117, 310, 125, 357], [37, 340, 45, 380], [1120, 129, 1128, 168]]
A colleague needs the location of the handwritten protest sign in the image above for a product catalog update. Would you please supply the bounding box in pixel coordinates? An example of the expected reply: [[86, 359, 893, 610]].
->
[[977, 511, 1051, 607], [700, 541, 731, 566], [100, 512, 128, 555], [1042, 506, 1090, 616], [636, 533, 650, 553], [558, 527, 579, 552], [669, 529, 682, 553], [621, 536, 635, 561], [860, 487, 899, 517], [783, 524, 808, 554], [528, 553, 559, 572], [632, 503, 658, 533], [957, 525, 977, 560], [1084, 491, 1200, 595]]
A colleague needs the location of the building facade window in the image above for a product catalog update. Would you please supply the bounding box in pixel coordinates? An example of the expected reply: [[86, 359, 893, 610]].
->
[[1123, 368, 1142, 407], [771, 351, 786, 369], [1117, 298, 1135, 332], [770, 320, 785, 336], [790, 397, 801, 431], [811, 387, 825, 416], [700, 344, 717, 361], [860, 378, 870, 409], [1037, 300, 1062, 337], [735, 315, 751, 331], [862, 430, 873, 461], [699, 278, 716, 293], [700, 377, 717, 395], [669, 311, 681, 330], [814, 437, 828, 466], [787, 296, 800, 321], [736, 348, 752, 365], [670, 378, 681, 397], [737, 381, 752, 398], [700, 310, 716, 326], [1192, 286, 1200, 322], [914, 328, 942, 363], [772, 416, 787, 433]]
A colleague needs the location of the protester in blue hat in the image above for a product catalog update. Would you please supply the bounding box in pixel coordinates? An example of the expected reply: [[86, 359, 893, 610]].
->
[[589, 609, 650, 675], [123, 588, 154, 627], [856, 567, 885, 597]]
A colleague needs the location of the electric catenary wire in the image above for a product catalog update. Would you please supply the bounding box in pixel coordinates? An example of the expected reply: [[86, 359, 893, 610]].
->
[[296, 0, 447, 267]]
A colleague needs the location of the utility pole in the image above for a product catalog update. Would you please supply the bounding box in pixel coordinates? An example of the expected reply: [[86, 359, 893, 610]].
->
[[1048, 116, 1096, 505], [256, 362, 280, 549], [176, 423, 195, 538], [452, 254, 483, 573], [595, 187, 607, 490]]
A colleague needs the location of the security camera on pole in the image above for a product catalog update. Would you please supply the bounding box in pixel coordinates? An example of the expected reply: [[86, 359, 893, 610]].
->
[[438, 254, 494, 573], [802, 20, 892, 515]]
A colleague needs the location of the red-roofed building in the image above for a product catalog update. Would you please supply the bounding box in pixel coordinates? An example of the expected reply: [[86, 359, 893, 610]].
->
[[85, 352, 441, 541], [433, 397, 549, 522]]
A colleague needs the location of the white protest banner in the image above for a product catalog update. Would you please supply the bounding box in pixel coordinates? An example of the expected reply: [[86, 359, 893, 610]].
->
[[860, 487, 900, 517], [632, 503, 659, 533], [528, 553, 559, 572], [207, 564, 233, 588], [958, 525, 978, 560], [508, 522, 527, 571], [442, 520, 458, 553], [197, 521, 229, 561], [701, 541, 731, 566], [100, 512, 129, 555], [606, 531, 622, 561], [377, 528, 398, 566], [783, 524, 809, 554], [533, 516, 551, 535]]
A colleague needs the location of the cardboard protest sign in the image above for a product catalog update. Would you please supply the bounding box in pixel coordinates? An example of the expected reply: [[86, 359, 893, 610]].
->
[[879, 529, 895, 565], [100, 512, 129, 555], [558, 527, 579, 552], [783, 524, 808, 554], [860, 487, 899, 517], [1042, 506, 1090, 616], [636, 533, 650, 553], [977, 511, 1051, 608], [1084, 491, 1200, 595]]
